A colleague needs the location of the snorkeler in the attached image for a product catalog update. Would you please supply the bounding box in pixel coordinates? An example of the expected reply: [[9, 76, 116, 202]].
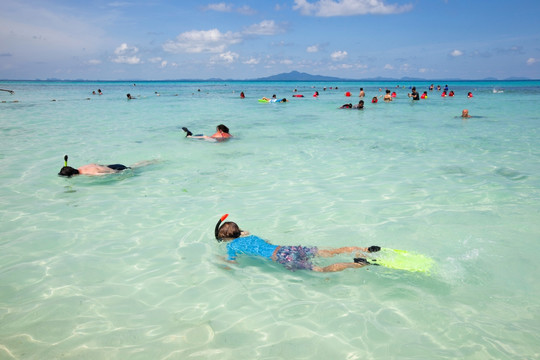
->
[[182, 124, 232, 140], [58, 155, 154, 177], [215, 214, 381, 273]]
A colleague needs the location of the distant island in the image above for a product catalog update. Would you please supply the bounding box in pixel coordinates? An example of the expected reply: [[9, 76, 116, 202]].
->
[[3, 71, 535, 82], [250, 71, 533, 82], [254, 71, 344, 81]]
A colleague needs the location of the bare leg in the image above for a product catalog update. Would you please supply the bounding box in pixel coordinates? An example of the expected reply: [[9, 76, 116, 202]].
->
[[317, 246, 368, 258], [312, 262, 368, 272], [130, 159, 160, 168]]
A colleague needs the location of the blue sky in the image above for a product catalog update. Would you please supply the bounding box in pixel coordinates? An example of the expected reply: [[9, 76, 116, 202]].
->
[[1, 0, 539, 80]]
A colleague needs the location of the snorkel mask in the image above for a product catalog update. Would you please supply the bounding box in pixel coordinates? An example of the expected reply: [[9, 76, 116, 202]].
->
[[58, 155, 80, 177], [214, 214, 229, 242]]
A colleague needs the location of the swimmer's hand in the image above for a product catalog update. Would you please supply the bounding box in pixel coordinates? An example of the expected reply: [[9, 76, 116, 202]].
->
[[367, 246, 381, 253], [182, 127, 193, 137]]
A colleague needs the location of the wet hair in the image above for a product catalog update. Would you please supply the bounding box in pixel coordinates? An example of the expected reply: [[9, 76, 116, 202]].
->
[[217, 124, 229, 134], [58, 166, 80, 177], [218, 221, 241, 239]]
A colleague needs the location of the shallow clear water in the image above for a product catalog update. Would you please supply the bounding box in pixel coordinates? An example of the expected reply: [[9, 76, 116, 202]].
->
[[1, 80, 539, 359]]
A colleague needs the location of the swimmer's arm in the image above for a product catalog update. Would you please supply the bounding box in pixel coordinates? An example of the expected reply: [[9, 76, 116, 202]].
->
[[219, 255, 237, 264]]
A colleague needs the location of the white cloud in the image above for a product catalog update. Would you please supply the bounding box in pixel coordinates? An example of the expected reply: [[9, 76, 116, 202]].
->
[[216, 51, 239, 63], [243, 20, 283, 36], [163, 29, 241, 54], [450, 49, 463, 57], [526, 57, 538, 65], [112, 43, 140, 64], [203, 3, 233, 12], [87, 59, 101, 65], [307, 45, 319, 53], [293, 0, 413, 16], [331, 50, 348, 60], [163, 21, 282, 55], [203, 3, 256, 15], [400, 63, 411, 71], [237, 5, 257, 15], [243, 58, 260, 65], [281, 59, 294, 65], [384, 64, 394, 70], [148, 57, 168, 68]]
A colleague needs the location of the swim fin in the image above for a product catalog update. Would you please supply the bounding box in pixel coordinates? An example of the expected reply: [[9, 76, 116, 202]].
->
[[182, 127, 193, 137], [369, 248, 435, 274]]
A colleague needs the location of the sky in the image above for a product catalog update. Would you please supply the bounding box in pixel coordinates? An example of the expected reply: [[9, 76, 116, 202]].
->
[[1, 0, 539, 80]]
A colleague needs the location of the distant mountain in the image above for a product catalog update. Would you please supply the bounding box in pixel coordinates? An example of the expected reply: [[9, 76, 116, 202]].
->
[[254, 71, 345, 81], [504, 77, 532, 81]]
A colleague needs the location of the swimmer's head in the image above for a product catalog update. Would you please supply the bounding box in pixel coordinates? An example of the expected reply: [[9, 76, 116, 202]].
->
[[216, 124, 229, 134], [58, 166, 79, 177], [462, 109, 469, 117], [217, 222, 241, 240], [215, 214, 243, 241]]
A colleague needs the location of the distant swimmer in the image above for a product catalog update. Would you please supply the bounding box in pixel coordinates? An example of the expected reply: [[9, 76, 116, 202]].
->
[[182, 124, 232, 140], [240, 91, 245, 99], [461, 109, 472, 118], [371, 96, 379, 103], [383, 90, 393, 101], [421, 91, 428, 99], [467, 92, 473, 98], [354, 100, 365, 109], [340, 100, 364, 109], [261, 95, 288, 103], [359, 88, 365, 97], [214, 214, 382, 272], [408, 87, 420, 100], [58, 155, 131, 177], [127, 93, 135, 100]]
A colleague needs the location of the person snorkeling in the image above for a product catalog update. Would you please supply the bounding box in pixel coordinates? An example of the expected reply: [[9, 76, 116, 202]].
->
[[214, 214, 381, 272], [461, 109, 472, 118], [58, 155, 154, 177], [182, 124, 232, 140]]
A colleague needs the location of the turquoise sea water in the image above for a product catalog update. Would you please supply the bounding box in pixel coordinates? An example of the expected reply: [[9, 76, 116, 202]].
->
[[1, 80, 539, 359]]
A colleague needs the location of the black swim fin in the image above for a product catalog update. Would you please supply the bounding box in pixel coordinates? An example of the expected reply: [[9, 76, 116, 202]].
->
[[354, 257, 380, 266], [367, 246, 381, 253], [182, 127, 193, 137]]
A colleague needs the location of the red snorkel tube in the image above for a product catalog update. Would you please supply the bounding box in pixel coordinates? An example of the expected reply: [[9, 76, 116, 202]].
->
[[214, 213, 229, 241]]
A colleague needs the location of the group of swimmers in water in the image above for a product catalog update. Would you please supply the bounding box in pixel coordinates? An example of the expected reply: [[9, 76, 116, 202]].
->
[[57, 83, 477, 272]]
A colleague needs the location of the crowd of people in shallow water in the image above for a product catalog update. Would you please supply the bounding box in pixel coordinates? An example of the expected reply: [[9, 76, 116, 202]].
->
[[47, 81, 481, 272]]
